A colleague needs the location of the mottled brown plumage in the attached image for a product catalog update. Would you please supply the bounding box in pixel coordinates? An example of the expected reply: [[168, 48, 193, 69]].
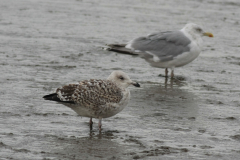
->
[[43, 71, 140, 131], [56, 79, 123, 110]]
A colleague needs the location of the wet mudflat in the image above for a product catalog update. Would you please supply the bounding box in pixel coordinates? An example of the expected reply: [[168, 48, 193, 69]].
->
[[1, 0, 240, 159]]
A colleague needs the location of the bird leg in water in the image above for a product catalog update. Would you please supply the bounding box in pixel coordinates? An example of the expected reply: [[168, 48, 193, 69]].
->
[[171, 70, 174, 78], [98, 118, 102, 131], [89, 117, 93, 130], [165, 68, 168, 77]]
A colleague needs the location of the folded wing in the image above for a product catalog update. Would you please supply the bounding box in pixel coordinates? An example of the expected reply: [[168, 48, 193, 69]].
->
[[127, 31, 191, 62], [45, 80, 123, 108]]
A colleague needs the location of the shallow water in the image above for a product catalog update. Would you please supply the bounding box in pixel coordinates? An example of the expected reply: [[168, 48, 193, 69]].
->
[[1, 0, 240, 159]]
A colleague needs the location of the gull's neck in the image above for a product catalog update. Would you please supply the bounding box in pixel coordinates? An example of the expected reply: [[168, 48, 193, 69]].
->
[[180, 28, 203, 48]]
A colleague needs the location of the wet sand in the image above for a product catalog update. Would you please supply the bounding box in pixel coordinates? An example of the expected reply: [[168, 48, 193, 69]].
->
[[1, 0, 240, 159]]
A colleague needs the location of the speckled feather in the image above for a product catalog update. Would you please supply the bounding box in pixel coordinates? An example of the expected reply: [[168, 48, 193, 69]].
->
[[56, 79, 123, 109], [43, 70, 139, 129]]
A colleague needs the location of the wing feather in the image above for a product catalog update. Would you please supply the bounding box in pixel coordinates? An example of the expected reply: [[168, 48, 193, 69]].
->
[[56, 80, 123, 108], [128, 31, 191, 62]]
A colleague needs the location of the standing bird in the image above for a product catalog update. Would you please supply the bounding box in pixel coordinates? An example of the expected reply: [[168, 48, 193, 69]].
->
[[43, 71, 140, 131], [106, 23, 213, 78]]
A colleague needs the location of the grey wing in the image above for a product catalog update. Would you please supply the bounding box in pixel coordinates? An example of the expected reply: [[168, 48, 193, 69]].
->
[[127, 31, 191, 62], [57, 80, 123, 107]]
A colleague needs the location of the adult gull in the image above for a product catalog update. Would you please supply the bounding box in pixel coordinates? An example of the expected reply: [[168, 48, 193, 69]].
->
[[106, 23, 213, 78], [43, 71, 140, 131]]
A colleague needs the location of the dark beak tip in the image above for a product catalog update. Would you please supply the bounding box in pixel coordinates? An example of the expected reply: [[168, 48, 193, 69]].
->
[[133, 83, 140, 87]]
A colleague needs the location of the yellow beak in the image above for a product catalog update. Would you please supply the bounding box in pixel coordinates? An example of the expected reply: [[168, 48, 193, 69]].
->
[[203, 32, 214, 37]]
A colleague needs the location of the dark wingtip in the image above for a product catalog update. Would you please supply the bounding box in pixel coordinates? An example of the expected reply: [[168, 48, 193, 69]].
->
[[43, 93, 75, 104], [105, 44, 139, 56]]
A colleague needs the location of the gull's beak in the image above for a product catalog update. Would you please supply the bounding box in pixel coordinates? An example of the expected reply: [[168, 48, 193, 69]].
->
[[203, 32, 214, 37], [131, 81, 140, 87]]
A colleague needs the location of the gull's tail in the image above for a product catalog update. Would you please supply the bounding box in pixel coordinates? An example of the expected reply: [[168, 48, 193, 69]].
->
[[104, 44, 139, 55]]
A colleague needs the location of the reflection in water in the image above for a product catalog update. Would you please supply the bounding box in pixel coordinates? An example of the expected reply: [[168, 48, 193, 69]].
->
[[164, 76, 186, 89], [131, 77, 199, 120], [47, 131, 127, 160], [89, 130, 104, 139], [159, 74, 187, 89]]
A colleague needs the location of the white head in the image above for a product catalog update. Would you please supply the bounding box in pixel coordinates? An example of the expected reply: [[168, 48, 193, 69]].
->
[[182, 23, 213, 39], [107, 70, 140, 89]]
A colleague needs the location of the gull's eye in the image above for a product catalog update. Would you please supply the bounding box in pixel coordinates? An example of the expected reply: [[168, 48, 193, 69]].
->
[[196, 28, 202, 32], [119, 76, 124, 80]]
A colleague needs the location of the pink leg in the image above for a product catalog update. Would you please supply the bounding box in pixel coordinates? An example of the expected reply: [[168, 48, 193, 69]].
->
[[89, 118, 93, 130], [165, 68, 168, 77], [98, 118, 102, 131], [171, 69, 174, 78]]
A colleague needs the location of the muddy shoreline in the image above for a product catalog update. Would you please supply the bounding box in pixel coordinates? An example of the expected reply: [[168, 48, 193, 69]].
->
[[1, 0, 240, 159]]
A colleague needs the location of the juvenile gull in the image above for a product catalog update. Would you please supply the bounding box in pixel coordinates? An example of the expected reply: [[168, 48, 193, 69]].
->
[[43, 71, 140, 131], [106, 23, 213, 78]]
